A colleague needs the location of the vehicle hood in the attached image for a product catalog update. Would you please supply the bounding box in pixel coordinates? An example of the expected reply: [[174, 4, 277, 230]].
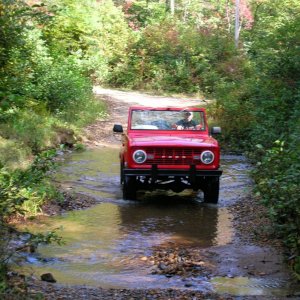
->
[[128, 134, 218, 148]]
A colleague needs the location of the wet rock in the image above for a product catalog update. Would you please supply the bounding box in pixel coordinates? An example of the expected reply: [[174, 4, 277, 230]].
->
[[57, 192, 98, 212], [41, 273, 56, 283], [16, 244, 36, 253], [144, 246, 211, 278], [53, 126, 76, 147], [259, 272, 266, 276], [184, 282, 193, 287], [158, 262, 167, 270]]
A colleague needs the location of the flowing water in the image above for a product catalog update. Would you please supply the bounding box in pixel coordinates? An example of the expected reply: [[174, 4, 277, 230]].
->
[[16, 148, 299, 296]]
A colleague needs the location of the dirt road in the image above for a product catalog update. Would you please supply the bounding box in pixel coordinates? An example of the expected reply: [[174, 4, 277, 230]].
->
[[84, 87, 208, 147]]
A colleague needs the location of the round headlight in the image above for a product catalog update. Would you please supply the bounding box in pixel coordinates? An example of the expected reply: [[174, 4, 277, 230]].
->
[[200, 150, 214, 164], [133, 150, 147, 164]]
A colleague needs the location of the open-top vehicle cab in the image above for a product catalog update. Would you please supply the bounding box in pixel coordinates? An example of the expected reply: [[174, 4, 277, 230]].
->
[[113, 106, 222, 203]]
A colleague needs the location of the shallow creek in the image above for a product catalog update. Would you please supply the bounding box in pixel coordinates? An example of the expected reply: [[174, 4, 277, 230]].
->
[[16, 148, 299, 297]]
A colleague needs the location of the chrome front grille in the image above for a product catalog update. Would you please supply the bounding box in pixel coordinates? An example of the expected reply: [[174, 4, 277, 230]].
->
[[144, 148, 202, 165]]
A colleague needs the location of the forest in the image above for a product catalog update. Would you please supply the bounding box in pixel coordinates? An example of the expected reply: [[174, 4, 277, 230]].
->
[[0, 0, 299, 293]]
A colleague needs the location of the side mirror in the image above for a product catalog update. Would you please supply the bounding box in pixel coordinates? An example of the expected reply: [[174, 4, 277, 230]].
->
[[113, 124, 123, 133], [211, 126, 221, 134]]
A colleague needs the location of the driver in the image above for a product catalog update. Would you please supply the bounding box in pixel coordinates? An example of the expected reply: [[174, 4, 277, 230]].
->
[[173, 111, 199, 130]]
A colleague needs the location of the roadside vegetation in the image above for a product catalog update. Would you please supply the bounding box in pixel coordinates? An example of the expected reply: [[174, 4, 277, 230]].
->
[[0, 0, 299, 294]]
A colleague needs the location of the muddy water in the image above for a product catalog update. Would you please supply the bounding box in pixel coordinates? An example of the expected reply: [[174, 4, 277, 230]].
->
[[17, 148, 299, 296]]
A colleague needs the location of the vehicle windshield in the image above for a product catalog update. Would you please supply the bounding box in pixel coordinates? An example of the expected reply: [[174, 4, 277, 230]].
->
[[131, 109, 205, 131]]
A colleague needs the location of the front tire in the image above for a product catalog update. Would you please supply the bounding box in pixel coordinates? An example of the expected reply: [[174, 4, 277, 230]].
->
[[120, 162, 124, 185], [203, 177, 220, 204], [123, 176, 137, 200]]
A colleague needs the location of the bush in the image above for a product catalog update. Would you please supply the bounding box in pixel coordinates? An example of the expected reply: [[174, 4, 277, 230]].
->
[[37, 57, 94, 117], [0, 149, 60, 219], [43, 0, 131, 83], [211, 0, 300, 276], [0, 3, 106, 158], [108, 14, 236, 94], [0, 136, 31, 170], [252, 139, 300, 271], [0, 110, 55, 154]]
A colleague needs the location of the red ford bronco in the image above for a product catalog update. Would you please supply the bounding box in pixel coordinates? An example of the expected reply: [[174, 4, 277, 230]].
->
[[113, 106, 222, 203]]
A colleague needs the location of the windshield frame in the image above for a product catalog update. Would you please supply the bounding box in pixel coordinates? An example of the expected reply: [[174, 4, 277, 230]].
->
[[129, 108, 207, 132]]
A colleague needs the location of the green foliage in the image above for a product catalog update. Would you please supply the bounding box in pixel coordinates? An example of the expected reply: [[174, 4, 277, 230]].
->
[[0, 136, 31, 170], [252, 139, 300, 268], [1, 23, 98, 119], [0, 0, 106, 161], [0, 110, 54, 154], [25, 227, 64, 247], [210, 0, 300, 275], [38, 58, 94, 116], [0, 149, 60, 220], [43, 0, 131, 83], [74, 143, 86, 152], [124, 0, 168, 28], [109, 18, 234, 93], [0, 148, 63, 294]]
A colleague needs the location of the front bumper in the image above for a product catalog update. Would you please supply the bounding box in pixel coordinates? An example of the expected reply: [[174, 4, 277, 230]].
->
[[123, 165, 222, 181]]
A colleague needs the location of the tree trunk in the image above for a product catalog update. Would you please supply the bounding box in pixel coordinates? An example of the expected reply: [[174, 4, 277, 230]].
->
[[235, 0, 240, 48]]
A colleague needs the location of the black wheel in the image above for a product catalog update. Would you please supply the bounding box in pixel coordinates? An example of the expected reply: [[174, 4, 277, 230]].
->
[[203, 177, 220, 204], [120, 161, 124, 185], [123, 176, 137, 200]]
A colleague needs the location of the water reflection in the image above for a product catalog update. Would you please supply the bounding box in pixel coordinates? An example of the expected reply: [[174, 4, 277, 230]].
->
[[118, 197, 233, 247], [18, 197, 233, 287]]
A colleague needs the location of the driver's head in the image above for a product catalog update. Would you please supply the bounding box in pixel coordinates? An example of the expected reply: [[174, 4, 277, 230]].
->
[[183, 111, 193, 121]]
